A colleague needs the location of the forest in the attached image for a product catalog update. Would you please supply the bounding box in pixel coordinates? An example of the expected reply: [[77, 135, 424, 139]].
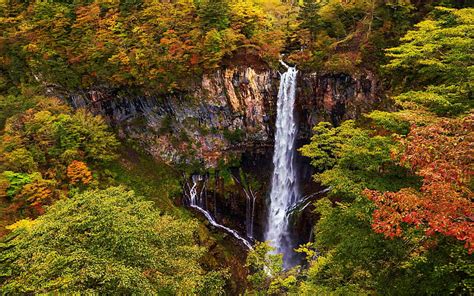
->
[[0, 0, 472, 295]]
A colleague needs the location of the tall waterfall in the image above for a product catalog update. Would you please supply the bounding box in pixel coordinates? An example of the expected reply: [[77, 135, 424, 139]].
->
[[187, 175, 253, 250], [265, 62, 299, 266]]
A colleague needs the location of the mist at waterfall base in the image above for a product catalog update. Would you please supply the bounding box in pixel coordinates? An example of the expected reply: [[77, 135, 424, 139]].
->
[[265, 63, 301, 268]]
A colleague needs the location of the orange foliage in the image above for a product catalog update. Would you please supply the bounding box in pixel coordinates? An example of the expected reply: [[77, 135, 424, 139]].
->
[[20, 181, 53, 207], [365, 115, 474, 252], [3, 178, 55, 217], [67, 160, 93, 185]]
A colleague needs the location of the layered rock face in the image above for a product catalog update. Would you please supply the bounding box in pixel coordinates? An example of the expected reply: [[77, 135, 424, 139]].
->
[[54, 66, 382, 167], [297, 71, 381, 137]]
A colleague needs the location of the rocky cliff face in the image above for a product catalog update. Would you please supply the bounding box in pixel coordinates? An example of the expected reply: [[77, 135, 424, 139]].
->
[[53, 66, 382, 167]]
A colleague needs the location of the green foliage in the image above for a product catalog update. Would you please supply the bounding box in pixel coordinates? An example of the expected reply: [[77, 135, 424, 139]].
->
[[197, 0, 231, 31], [365, 110, 410, 135], [0, 95, 38, 129], [3, 148, 37, 173], [245, 242, 282, 292], [0, 186, 226, 294], [230, 1, 266, 38], [104, 147, 182, 215], [299, 120, 413, 200], [290, 0, 417, 72], [1, 97, 119, 175], [245, 242, 300, 295], [385, 7, 474, 116], [1, 171, 31, 199], [298, 0, 324, 42], [299, 121, 355, 172]]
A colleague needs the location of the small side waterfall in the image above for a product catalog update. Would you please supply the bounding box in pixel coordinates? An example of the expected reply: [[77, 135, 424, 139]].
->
[[186, 175, 253, 250], [265, 62, 299, 266], [286, 187, 331, 217], [246, 192, 256, 240], [232, 173, 257, 240]]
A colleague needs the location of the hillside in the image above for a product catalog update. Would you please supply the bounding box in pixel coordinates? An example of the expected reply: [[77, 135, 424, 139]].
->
[[0, 1, 472, 295]]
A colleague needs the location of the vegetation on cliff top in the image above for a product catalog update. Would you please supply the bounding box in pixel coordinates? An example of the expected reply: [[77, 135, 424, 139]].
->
[[1, 0, 470, 93]]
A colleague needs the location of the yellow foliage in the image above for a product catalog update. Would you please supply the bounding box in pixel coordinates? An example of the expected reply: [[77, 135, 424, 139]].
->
[[6, 218, 37, 231]]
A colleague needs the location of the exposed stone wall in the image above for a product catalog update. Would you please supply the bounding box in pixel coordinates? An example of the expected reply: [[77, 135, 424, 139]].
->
[[50, 66, 382, 167], [297, 71, 381, 137]]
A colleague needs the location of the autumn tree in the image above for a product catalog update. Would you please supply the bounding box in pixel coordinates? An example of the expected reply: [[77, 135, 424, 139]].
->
[[15, 175, 57, 216], [67, 160, 93, 186], [0, 97, 118, 222], [365, 115, 473, 252], [0, 0, 296, 91]]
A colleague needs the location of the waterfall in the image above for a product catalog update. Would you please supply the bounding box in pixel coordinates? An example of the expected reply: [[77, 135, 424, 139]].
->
[[265, 62, 299, 266], [186, 175, 253, 250], [249, 192, 256, 240]]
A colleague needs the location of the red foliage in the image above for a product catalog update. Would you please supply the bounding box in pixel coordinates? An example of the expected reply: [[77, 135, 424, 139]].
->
[[365, 115, 474, 252]]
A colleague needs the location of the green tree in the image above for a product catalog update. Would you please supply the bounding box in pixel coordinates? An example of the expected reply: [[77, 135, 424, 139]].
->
[[0, 186, 226, 294], [197, 0, 231, 31], [298, 117, 472, 294], [299, 120, 413, 199], [245, 242, 298, 295], [1, 171, 31, 199], [385, 7, 474, 116], [246, 242, 283, 292], [298, 0, 324, 42]]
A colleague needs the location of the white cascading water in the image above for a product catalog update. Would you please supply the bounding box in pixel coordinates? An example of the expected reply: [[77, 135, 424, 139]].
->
[[187, 175, 253, 250], [265, 62, 299, 266], [246, 192, 256, 240]]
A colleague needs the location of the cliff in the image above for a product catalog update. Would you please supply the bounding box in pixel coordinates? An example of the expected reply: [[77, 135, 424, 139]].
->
[[52, 66, 382, 167]]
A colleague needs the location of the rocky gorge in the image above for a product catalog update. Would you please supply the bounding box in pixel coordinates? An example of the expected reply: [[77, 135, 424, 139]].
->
[[46, 63, 385, 253]]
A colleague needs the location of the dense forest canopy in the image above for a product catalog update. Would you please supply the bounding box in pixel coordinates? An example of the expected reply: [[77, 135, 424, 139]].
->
[[0, 0, 473, 295], [1, 0, 470, 92]]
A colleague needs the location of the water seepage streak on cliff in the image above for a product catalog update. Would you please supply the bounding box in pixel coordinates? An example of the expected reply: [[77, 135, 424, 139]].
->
[[265, 63, 300, 267], [186, 175, 253, 249]]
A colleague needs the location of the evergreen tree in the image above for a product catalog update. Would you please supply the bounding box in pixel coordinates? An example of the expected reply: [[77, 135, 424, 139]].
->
[[298, 0, 324, 41], [197, 0, 230, 31]]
